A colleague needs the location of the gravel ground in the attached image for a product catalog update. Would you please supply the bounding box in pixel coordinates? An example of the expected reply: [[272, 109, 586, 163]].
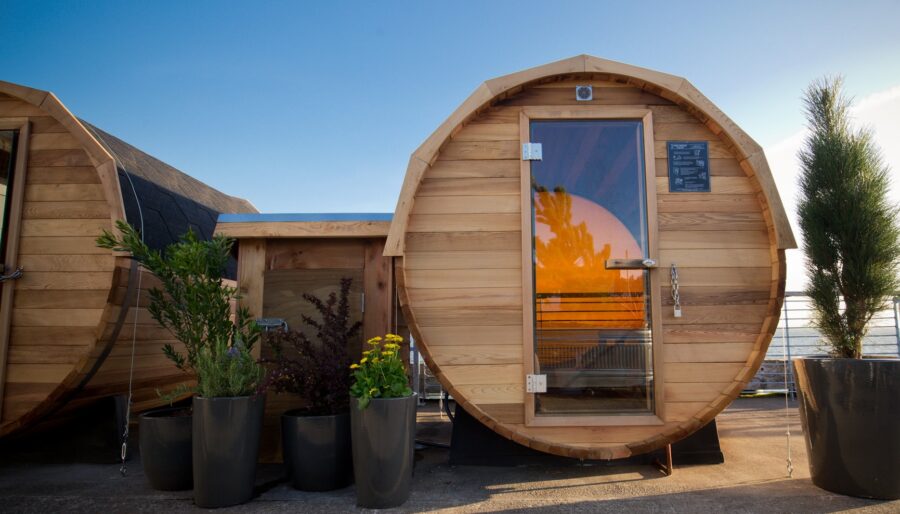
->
[[1, 397, 897, 513]]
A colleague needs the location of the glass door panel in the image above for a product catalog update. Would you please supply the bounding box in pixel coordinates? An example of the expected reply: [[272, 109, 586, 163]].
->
[[530, 120, 654, 416], [0, 131, 17, 272]]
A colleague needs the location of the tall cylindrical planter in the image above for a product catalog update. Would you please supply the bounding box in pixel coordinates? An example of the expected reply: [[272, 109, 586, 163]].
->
[[350, 394, 417, 509], [793, 358, 900, 500], [139, 407, 193, 491], [282, 410, 353, 491], [192, 395, 265, 508]]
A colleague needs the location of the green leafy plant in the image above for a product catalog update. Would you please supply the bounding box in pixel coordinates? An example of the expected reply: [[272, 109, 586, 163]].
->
[[260, 277, 360, 415], [349, 333, 411, 409], [798, 76, 900, 358], [97, 220, 263, 398]]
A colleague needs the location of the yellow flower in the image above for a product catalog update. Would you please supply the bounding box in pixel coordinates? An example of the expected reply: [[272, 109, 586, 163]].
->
[[350, 364, 359, 369], [384, 343, 400, 350], [362, 350, 371, 356], [369, 387, 378, 396], [360, 357, 368, 364], [372, 357, 381, 363], [382, 351, 394, 357]]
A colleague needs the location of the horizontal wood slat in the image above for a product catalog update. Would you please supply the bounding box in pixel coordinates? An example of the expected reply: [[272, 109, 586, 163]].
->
[[405, 268, 521, 289], [412, 195, 520, 214], [25, 184, 105, 202], [404, 251, 520, 270], [405, 231, 521, 252], [22, 201, 110, 219], [438, 140, 519, 161], [426, 160, 519, 179]]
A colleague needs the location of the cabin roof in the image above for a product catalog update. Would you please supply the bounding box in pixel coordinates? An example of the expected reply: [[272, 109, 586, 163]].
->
[[215, 212, 392, 239], [384, 54, 797, 256], [82, 122, 257, 250]]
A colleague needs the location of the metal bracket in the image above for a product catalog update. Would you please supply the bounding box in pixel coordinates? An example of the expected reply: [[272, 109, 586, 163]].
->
[[256, 318, 288, 332], [526, 374, 547, 393], [0, 267, 24, 282], [522, 143, 542, 161]]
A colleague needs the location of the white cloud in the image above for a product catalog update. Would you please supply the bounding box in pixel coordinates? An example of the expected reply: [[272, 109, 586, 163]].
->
[[765, 85, 900, 291]]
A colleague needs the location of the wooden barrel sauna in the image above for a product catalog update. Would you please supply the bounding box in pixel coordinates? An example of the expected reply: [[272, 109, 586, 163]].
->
[[0, 80, 256, 436], [385, 55, 796, 459]]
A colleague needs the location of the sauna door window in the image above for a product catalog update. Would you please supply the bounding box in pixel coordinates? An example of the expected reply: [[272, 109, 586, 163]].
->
[[528, 118, 659, 419]]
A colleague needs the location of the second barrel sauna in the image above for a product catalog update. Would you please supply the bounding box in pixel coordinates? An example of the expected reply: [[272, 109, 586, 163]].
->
[[385, 55, 796, 459]]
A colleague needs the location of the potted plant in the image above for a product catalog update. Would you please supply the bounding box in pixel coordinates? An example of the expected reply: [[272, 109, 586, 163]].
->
[[793, 76, 900, 500], [98, 221, 266, 507], [260, 278, 360, 491], [349, 333, 416, 509]]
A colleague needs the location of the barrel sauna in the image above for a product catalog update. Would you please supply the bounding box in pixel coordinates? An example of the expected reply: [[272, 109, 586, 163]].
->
[[0, 80, 256, 436], [385, 55, 796, 459]]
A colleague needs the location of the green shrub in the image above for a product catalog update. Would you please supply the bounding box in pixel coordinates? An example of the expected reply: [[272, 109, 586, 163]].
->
[[97, 220, 263, 398]]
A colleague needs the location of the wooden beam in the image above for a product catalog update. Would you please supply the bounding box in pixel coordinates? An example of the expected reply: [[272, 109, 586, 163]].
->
[[216, 221, 391, 239], [237, 239, 266, 359], [363, 239, 392, 345]]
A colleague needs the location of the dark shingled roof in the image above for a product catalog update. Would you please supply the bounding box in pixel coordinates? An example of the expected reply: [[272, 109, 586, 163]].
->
[[80, 122, 257, 251]]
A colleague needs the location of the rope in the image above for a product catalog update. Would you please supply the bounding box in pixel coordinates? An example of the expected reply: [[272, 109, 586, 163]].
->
[[83, 123, 145, 476], [781, 307, 794, 479]]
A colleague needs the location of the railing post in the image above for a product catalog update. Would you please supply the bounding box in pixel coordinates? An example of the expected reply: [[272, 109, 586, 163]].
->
[[782, 296, 795, 398], [894, 296, 900, 357]]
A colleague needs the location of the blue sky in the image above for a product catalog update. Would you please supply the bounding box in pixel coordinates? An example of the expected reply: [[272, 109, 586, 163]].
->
[[2, 0, 899, 224]]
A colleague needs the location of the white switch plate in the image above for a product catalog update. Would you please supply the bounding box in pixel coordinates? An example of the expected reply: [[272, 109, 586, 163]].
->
[[526, 374, 547, 393]]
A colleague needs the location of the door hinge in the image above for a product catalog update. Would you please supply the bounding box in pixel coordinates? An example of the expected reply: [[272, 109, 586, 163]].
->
[[522, 143, 542, 161], [526, 374, 547, 393], [360, 292, 365, 313]]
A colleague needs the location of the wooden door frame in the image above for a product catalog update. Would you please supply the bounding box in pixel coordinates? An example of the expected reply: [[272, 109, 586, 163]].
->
[[519, 107, 665, 427], [0, 120, 31, 418]]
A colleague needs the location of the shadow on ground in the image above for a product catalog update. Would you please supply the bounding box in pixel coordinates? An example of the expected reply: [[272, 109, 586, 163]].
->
[[0, 397, 897, 513]]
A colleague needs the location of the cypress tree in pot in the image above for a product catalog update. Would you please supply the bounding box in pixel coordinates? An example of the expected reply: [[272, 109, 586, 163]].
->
[[794, 76, 900, 499], [261, 278, 360, 492], [98, 222, 265, 506]]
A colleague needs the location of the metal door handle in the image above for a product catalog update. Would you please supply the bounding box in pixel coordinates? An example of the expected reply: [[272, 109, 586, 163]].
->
[[605, 259, 657, 270]]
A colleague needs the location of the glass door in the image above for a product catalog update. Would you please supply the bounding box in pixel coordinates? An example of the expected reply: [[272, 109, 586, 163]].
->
[[529, 119, 657, 417]]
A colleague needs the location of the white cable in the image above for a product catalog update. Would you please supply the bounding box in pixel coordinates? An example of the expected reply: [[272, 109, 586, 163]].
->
[[84, 123, 145, 475], [781, 301, 794, 479]]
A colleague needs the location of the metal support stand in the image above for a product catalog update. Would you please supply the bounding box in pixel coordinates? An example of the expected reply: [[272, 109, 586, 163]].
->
[[653, 444, 674, 476]]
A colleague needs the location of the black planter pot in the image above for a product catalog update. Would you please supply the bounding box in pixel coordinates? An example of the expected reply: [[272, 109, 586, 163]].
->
[[192, 395, 265, 508], [350, 394, 417, 509], [793, 357, 900, 500], [139, 407, 193, 491], [282, 410, 353, 491]]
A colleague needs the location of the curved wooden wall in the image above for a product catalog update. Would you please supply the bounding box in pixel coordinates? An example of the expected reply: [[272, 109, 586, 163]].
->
[[389, 56, 794, 459], [0, 83, 192, 436]]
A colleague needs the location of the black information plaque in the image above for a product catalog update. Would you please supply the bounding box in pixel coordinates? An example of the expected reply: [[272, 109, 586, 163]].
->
[[667, 141, 710, 193]]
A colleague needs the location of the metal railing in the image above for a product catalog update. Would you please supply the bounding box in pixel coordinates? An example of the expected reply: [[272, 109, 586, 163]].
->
[[750, 293, 900, 394]]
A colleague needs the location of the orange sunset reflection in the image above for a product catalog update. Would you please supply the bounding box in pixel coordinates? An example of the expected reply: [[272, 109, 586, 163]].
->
[[534, 188, 646, 330]]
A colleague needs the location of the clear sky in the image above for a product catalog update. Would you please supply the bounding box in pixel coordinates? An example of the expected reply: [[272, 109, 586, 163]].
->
[[3, 1, 900, 289]]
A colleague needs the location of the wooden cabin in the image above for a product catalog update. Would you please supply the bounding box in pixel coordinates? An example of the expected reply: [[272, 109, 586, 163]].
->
[[0, 80, 256, 437], [384, 55, 796, 459], [214, 213, 406, 461]]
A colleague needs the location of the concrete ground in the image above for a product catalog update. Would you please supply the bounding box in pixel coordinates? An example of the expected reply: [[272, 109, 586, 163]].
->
[[1, 397, 898, 513]]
